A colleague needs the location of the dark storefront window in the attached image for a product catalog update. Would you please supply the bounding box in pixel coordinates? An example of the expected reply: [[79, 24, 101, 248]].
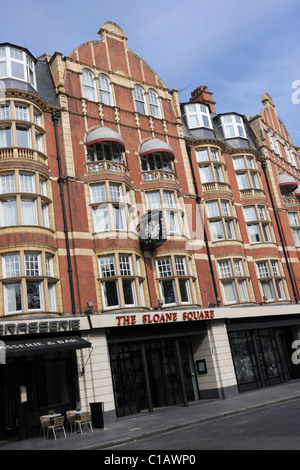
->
[[229, 327, 293, 392], [0, 350, 79, 440]]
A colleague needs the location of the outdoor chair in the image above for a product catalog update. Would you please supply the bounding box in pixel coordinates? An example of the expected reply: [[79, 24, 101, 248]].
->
[[75, 412, 93, 434], [40, 417, 50, 439], [66, 410, 76, 433], [47, 416, 66, 440]]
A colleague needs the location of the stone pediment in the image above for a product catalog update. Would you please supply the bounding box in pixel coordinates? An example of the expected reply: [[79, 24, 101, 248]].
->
[[98, 21, 127, 41]]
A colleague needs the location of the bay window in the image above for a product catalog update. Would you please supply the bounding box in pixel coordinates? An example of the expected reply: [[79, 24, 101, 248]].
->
[[145, 189, 184, 236], [244, 205, 273, 244], [288, 212, 300, 246], [218, 258, 250, 304], [196, 146, 227, 189], [206, 199, 238, 241], [233, 155, 261, 191], [0, 101, 45, 152], [98, 253, 144, 309], [2, 251, 57, 315], [256, 260, 286, 302], [156, 255, 196, 306], [0, 170, 50, 228], [90, 181, 131, 232]]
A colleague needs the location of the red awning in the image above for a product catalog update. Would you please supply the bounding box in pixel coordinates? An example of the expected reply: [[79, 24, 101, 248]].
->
[[86, 127, 125, 149], [278, 173, 298, 192], [140, 138, 174, 159]]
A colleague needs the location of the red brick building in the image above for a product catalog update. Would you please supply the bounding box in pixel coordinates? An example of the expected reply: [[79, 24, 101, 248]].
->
[[0, 22, 299, 440]]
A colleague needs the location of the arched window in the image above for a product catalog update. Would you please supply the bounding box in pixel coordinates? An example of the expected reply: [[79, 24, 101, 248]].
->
[[134, 85, 147, 114], [82, 69, 96, 101], [98, 73, 113, 105], [148, 89, 161, 118]]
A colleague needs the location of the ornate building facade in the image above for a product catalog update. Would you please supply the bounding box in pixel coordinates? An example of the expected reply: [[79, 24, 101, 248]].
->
[[0, 23, 299, 440]]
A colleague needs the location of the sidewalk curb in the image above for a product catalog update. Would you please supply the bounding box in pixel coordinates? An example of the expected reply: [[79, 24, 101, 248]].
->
[[83, 394, 300, 450]]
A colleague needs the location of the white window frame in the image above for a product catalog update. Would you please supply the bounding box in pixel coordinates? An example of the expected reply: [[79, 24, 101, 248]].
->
[[256, 260, 285, 302], [3, 282, 23, 315], [21, 197, 37, 225], [184, 103, 212, 129], [2, 253, 20, 278], [98, 73, 113, 105], [148, 89, 161, 118], [218, 259, 249, 304], [221, 114, 246, 139], [0, 198, 17, 226], [16, 125, 32, 148], [26, 279, 44, 311], [20, 172, 35, 193], [0, 173, 15, 194], [82, 68, 96, 101], [0, 46, 36, 89], [0, 126, 12, 147], [14, 104, 29, 121], [0, 104, 11, 119], [134, 85, 147, 114]]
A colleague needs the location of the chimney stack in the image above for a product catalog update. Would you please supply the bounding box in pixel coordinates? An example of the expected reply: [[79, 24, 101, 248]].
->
[[190, 86, 216, 113]]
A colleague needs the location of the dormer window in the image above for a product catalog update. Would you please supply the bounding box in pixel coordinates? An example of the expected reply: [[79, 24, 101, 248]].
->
[[183, 103, 212, 129], [0, 45, 36, 89], [221, 114, 246, 139]]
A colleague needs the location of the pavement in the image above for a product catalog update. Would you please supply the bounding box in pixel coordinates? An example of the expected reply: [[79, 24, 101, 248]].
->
[[2, 380, 300, 451]]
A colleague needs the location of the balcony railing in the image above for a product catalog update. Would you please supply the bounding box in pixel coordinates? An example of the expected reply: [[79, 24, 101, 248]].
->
[[142, 170, 178, 183], [86, 160, 130, 179], [282, 196, 300, 207], [240, 188, 266, 199], [202, 181, 231, 193], [0, 147, 48, 164]]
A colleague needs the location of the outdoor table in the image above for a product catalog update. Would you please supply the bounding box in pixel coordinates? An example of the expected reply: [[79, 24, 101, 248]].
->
[[41, 413, 61, 421]]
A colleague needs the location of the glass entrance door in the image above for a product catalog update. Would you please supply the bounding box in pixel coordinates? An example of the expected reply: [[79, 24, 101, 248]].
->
[[0, 364, 19, 439], [109, 337, 199, 417], [146, 341, 182, 407]]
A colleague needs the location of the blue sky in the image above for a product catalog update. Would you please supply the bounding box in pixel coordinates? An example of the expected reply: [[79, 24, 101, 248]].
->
[[2, 0, 300, 145]]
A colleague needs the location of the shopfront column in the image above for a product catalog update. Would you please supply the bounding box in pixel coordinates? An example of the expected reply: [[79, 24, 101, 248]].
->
[[207, 320, 238, 398]]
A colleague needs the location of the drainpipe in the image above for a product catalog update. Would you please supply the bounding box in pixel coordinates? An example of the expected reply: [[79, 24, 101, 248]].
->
[[261, 160, 298, 303], [52, 112, 77, 315], [185, 143, 220, 306]]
